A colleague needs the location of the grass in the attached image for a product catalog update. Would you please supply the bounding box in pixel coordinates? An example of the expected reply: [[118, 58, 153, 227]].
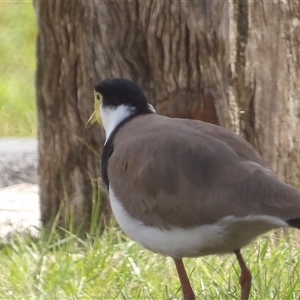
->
[[0, 228, 299, 300], [0, 1, 37, 137]]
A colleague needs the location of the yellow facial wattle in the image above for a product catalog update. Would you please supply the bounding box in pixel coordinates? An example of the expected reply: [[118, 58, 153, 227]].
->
[[86, 91, 103, 128]]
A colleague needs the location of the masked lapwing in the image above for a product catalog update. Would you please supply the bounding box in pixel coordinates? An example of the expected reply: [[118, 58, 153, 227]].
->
[[86, 78, 300, 300]]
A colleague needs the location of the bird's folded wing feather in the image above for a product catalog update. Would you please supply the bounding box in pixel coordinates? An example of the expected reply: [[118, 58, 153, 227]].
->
[[108, 114, 300, 229]]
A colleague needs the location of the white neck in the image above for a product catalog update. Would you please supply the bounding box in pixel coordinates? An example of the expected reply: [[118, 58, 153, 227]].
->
[[100, 105, 135, 142]]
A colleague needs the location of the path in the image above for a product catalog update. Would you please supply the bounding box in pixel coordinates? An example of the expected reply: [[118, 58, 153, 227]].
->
[[0, 138, 40, 238]]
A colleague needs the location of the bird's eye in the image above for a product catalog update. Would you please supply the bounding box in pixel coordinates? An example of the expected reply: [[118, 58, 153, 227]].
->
[[94, 92, 102, 102]]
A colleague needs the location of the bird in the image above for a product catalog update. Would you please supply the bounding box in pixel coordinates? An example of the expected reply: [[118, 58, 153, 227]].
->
[[86, 78, 300, 300]]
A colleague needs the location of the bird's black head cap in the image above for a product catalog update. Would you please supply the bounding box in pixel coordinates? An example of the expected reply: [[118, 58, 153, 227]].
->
[[94, 78, 152, 114]]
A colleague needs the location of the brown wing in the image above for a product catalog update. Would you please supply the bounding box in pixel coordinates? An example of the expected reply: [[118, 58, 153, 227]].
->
[[108, 114, 300, 229], [176, 118, 268, 167]]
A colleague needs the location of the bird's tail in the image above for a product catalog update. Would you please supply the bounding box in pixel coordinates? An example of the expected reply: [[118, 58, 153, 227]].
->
[[287, 218, 300, 229]]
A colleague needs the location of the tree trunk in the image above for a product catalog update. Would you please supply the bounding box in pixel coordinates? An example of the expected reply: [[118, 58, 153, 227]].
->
[[35, 0, 300, 233], [35, 1, 110, 233]]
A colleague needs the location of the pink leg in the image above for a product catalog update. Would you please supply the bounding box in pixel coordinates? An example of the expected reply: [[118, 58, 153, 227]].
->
[[234, 249, 252, 300], [174, 259, 195, 300]]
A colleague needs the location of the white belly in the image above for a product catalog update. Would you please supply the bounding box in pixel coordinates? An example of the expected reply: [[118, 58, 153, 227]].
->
[[109, 189, 287, 259]]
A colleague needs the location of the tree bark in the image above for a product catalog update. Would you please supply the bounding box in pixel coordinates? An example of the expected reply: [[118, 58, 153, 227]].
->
[[35, 0, 300, 232], [35, 1, 110, 233]]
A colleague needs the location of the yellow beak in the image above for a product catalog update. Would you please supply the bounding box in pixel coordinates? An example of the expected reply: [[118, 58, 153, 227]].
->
[[86, 92, 103, 129]]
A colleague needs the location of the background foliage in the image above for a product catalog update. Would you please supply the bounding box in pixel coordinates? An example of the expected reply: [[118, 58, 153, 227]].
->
[[0, 2, 37, 137]]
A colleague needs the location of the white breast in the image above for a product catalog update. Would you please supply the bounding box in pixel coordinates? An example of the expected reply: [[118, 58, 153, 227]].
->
[[109, 188, 287, 259]]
